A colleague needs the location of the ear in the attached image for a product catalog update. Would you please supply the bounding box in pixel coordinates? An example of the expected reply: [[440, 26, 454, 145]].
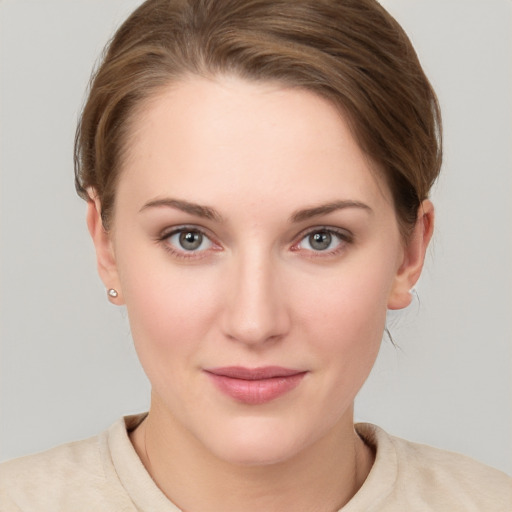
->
[[387, 200, 434, 310], [86, 190, 124, 304]]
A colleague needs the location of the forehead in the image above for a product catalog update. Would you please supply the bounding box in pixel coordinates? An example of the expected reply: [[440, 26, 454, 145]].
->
[[117, 76, 392, 213]]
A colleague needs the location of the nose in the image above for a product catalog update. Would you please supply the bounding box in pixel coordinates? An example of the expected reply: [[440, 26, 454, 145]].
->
[[221, 250, 291, 347]]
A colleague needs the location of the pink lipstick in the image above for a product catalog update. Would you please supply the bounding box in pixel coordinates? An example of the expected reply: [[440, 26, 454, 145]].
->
[[204, 366, 307, 405]]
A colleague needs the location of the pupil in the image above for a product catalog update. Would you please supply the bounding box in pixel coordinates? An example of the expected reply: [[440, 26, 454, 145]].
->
[[179, 231, 202, 250], [310, 231, 331, 250]]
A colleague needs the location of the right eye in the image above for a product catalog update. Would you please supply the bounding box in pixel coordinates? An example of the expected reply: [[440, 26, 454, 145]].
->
[[163, 227, 214, 256]]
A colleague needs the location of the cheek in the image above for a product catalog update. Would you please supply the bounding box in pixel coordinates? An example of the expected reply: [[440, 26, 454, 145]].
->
[[117, 251, 221, 378], [296, 253, 395, 340], [305, 287, 386, 384], [291, 252, 397, 385]]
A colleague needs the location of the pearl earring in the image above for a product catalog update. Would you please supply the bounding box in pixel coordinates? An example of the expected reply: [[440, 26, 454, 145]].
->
[[107, 288, 119, 298]]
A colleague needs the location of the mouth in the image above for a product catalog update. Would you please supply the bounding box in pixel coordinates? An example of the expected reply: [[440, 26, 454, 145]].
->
[[204, 366, 307, 405]]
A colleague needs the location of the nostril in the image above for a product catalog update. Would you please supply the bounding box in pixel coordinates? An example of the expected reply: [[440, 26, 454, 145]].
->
[[221, 295, 290, 346], [220, 257, 291, 345]]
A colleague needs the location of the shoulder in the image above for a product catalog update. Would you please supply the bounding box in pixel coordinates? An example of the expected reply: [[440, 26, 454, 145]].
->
[[392, 433, 512, 508], [0, 420, 134, 511], [355, 423, 512, 511]]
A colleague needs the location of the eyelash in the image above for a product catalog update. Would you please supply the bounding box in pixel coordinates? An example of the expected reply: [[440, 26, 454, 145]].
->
[[157, 225, 353, 260]]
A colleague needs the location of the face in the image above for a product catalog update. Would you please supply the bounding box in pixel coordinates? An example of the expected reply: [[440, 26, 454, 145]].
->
[[90, 76, 427, 466]]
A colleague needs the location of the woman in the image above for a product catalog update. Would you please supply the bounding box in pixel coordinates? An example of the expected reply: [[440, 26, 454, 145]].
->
[[1, 0, 510, 510]]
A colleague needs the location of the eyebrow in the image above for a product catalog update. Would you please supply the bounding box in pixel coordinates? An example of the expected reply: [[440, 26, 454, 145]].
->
[[290, 200, 373, 223], [139, 197, 372, 224], [139, 198, 222, 221]]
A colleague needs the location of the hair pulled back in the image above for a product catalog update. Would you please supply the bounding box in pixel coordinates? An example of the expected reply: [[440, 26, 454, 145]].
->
[[75, 0, 442, 236]]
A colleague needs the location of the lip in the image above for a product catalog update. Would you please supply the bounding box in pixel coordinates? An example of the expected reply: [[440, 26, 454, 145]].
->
[[204, 366, 307, 405]]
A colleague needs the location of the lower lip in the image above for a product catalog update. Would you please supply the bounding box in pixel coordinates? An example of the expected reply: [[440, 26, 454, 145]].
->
[[206, 372, 307, 405]]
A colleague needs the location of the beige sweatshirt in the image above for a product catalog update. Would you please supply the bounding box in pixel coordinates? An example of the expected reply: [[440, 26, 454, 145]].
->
[[1, 414, 510, 511]]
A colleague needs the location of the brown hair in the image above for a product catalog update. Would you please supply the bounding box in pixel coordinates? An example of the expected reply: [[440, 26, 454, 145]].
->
[[75, 0, 442, 236]]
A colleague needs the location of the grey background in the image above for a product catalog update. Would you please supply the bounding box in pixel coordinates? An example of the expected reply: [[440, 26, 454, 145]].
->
[[1, 1, 511, 474]]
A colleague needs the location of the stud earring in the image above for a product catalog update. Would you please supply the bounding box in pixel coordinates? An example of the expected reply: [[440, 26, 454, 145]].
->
[[107, 288, 119, 298]]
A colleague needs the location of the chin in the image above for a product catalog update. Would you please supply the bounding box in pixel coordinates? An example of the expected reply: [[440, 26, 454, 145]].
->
[[212, 437, 301, 467]]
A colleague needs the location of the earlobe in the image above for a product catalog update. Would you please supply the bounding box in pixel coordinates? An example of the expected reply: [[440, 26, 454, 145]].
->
[[387, 200, 434, 310], [86, 191, 124, 304]]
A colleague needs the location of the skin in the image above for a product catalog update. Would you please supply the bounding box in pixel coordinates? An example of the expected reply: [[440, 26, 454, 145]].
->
[[87, 76, 434, 512]]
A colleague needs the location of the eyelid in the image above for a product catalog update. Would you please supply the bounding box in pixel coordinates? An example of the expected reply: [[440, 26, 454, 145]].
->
[[159, 223, 216, 240], [294, 225, 353, 242]]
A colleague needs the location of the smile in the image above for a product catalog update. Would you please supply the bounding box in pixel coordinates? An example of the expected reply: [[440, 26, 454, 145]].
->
[[204, 366, 307, 405]]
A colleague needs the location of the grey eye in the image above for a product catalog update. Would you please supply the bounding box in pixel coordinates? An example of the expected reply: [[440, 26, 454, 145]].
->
[[308, 231, 332, 251], [178, 230, 204, 250], [165, 228, 214, 255]]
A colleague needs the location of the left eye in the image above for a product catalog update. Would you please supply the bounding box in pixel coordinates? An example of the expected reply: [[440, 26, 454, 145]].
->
[[167, 229, 213, 252], [297, 229, 345, 252]]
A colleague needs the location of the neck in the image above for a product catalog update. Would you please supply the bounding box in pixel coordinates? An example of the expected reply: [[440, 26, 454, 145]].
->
[[130, 398, 374, 512]]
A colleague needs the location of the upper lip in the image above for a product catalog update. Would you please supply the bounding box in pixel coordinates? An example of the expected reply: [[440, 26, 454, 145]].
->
[[205, 366, 305, 380]]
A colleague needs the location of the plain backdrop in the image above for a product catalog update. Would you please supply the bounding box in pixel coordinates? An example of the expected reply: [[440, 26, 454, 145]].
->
[[1, 0, 511, 474]]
